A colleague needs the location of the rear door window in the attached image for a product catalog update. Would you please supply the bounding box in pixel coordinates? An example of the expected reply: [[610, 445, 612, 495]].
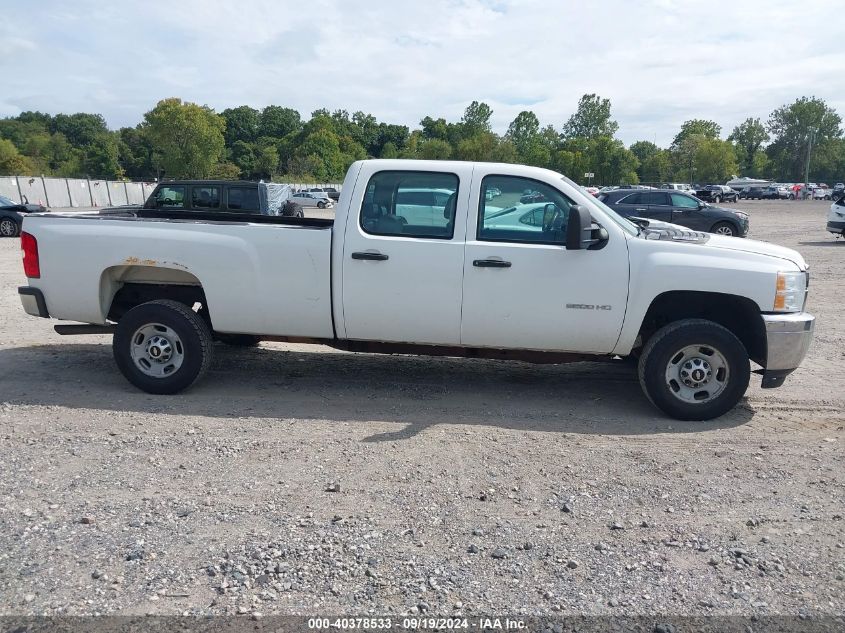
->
[[191, 186, 221, 209], [226, 186, 261, 212]]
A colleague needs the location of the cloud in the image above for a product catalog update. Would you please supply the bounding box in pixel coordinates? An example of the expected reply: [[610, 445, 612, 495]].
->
[[3, 0, 843, 146]]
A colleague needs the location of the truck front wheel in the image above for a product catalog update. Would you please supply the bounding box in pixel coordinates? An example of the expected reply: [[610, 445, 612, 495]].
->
[[113, 300, 213, 394], [638, 319, 750, 420]]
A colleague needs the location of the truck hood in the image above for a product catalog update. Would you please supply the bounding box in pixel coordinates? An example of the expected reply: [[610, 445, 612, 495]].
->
[[704, 234, 807, 270], [635, 218, 807, 270]]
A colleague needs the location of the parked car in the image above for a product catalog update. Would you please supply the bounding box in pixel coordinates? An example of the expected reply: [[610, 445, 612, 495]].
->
[[18, 159, 813, 421], [827, 196, 845, 237], [739, 186, 767, 200], [597, 188, 749, 237], [660, 183, 696, 192], [138, 181, 300, 216], [292, 191, 333, 209], [813, 187, 832, 200], [832, 183, 845, 201], [519, 191, 547, 204], [0, 194, 47, 238], [775, 185, 794, 200], [760, 186, 781, 200], [695, 185, 739, 203]]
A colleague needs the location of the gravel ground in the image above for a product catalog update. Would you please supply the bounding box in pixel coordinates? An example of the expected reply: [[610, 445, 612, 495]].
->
[[0, 200, 843, 618]]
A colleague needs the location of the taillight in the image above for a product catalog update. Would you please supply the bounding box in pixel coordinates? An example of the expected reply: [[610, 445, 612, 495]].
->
[[21, 231, 40, 278]]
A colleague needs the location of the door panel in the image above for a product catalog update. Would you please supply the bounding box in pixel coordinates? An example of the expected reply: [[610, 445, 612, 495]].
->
[[461, 173, 629, 353], [643, 191, 672, 222], [341, 166, 473, 345]]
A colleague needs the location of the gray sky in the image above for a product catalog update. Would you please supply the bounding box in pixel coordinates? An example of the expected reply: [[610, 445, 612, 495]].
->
[[3, 0, 843, 146]]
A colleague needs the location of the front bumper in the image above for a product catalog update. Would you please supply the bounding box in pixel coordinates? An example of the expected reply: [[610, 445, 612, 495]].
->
[[760, 312, 814, 388], [19, 286, 49, 318], [827, 219, 845, 234]]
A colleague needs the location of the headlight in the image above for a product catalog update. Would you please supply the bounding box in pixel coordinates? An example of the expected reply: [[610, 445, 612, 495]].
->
[[773, 271, 807, 312], [734, 211, 749, 219]]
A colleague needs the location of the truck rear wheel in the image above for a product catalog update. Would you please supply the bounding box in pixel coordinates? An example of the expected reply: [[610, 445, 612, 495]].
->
[[113, 300, 213, 394], [638, 319, 750, 420]]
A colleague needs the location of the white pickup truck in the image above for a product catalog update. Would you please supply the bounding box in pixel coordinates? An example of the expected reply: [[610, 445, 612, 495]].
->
[[18, 160, 814, 420]]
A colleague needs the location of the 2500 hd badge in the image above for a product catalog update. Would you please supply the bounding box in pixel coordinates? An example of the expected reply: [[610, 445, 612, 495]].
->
[[566, 303, 612, 310]]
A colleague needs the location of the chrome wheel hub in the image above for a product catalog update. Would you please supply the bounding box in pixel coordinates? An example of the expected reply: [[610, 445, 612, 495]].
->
[[0, 220, 15, 236], [130, 323, 184, 378], [665, 344, 729, 404], [715, 225, 733, 235]]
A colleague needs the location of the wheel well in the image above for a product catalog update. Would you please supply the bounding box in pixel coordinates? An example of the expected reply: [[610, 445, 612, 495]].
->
[[106, 282, 213, 329], [637, 291, 766, 366]]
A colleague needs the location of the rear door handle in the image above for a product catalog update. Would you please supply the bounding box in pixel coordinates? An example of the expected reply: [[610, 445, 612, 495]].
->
[[473, 259, 512, 268], [634, 207, 647, 212], [351, 251, 389, 261]]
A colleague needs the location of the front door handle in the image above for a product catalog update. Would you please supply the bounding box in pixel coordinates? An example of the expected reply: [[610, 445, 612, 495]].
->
[[473, 259, 512, 268], [351, 251, 389, 261], [634, 207, 647, 212]]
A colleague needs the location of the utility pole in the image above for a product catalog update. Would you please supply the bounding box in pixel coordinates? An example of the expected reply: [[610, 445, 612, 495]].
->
[[804, 127, 816, 186]]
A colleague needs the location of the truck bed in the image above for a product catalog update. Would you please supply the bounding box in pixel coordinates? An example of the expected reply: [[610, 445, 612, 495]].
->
[[22, 212, 336, 339]]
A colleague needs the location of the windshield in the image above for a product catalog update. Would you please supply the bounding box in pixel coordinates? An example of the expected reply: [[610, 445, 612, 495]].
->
[[559, 175, 639, 236], [0, 195, 15, 207]]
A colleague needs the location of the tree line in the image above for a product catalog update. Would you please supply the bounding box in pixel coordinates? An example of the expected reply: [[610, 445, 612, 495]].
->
[[0, 94, 842, 186]]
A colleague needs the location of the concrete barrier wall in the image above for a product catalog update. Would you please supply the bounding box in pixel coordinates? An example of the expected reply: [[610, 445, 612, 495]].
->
[[126, 183, 145, 205], [66, 179, 92, 207], [0, 177, 20, 202], [89, 180, 111, 207], [44, 178, 71, 208], [108, 181, 128, 206], [17, 177, 48, 207]]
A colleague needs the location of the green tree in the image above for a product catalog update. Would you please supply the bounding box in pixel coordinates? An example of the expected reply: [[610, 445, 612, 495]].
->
[[258, 106, 301, 138], [671, 135, 737, 183], [766, 96, 842, 181], [221, 106, 259, 146], [230, 141, 256, 178], [640, 149, 672, 183], [254, 145, 279, 179], [142, 98, 226, 178], [460, 101, 493, 137], [118, 126, 154, 178], [506, 111, 540, 156], [416, 138, 452, 160], [82, 132, 122, 178], [728, 118, 769, 175], [671, 119, 721, 149], [50, 113, 109, 148], [563, 94, 618, 139], [0, 138, 35, 174]]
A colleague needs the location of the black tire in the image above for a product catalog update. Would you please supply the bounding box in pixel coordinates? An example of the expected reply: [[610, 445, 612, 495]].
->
[[710, 221, 737, 236], [713, 195, 721, 204], [638, 319, 750, 421], [113, 299, 213, 394], [0, 217, 19, 238], [317, 201, 326, 209], [217, 333, 262, 347]]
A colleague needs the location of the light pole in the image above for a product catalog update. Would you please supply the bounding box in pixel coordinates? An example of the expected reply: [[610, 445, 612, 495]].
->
[[803, 127, 817, 189]]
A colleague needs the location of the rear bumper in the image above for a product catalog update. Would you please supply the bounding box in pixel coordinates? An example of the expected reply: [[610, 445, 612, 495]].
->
[[760, 312, 814, 388], [826, 220, 845, 234], [18, 286, 49, 318]]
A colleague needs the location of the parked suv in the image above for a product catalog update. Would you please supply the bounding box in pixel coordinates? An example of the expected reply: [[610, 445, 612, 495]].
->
[[739, 186, 766, 200], [140, 181, 300, 216], [598, 189, 749, 237], [695, 185, 739, 203], [308, 187, 340, 202]]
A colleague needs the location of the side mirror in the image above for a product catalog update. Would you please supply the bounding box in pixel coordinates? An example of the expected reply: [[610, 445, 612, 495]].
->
[[566, 205, 593, 250]]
